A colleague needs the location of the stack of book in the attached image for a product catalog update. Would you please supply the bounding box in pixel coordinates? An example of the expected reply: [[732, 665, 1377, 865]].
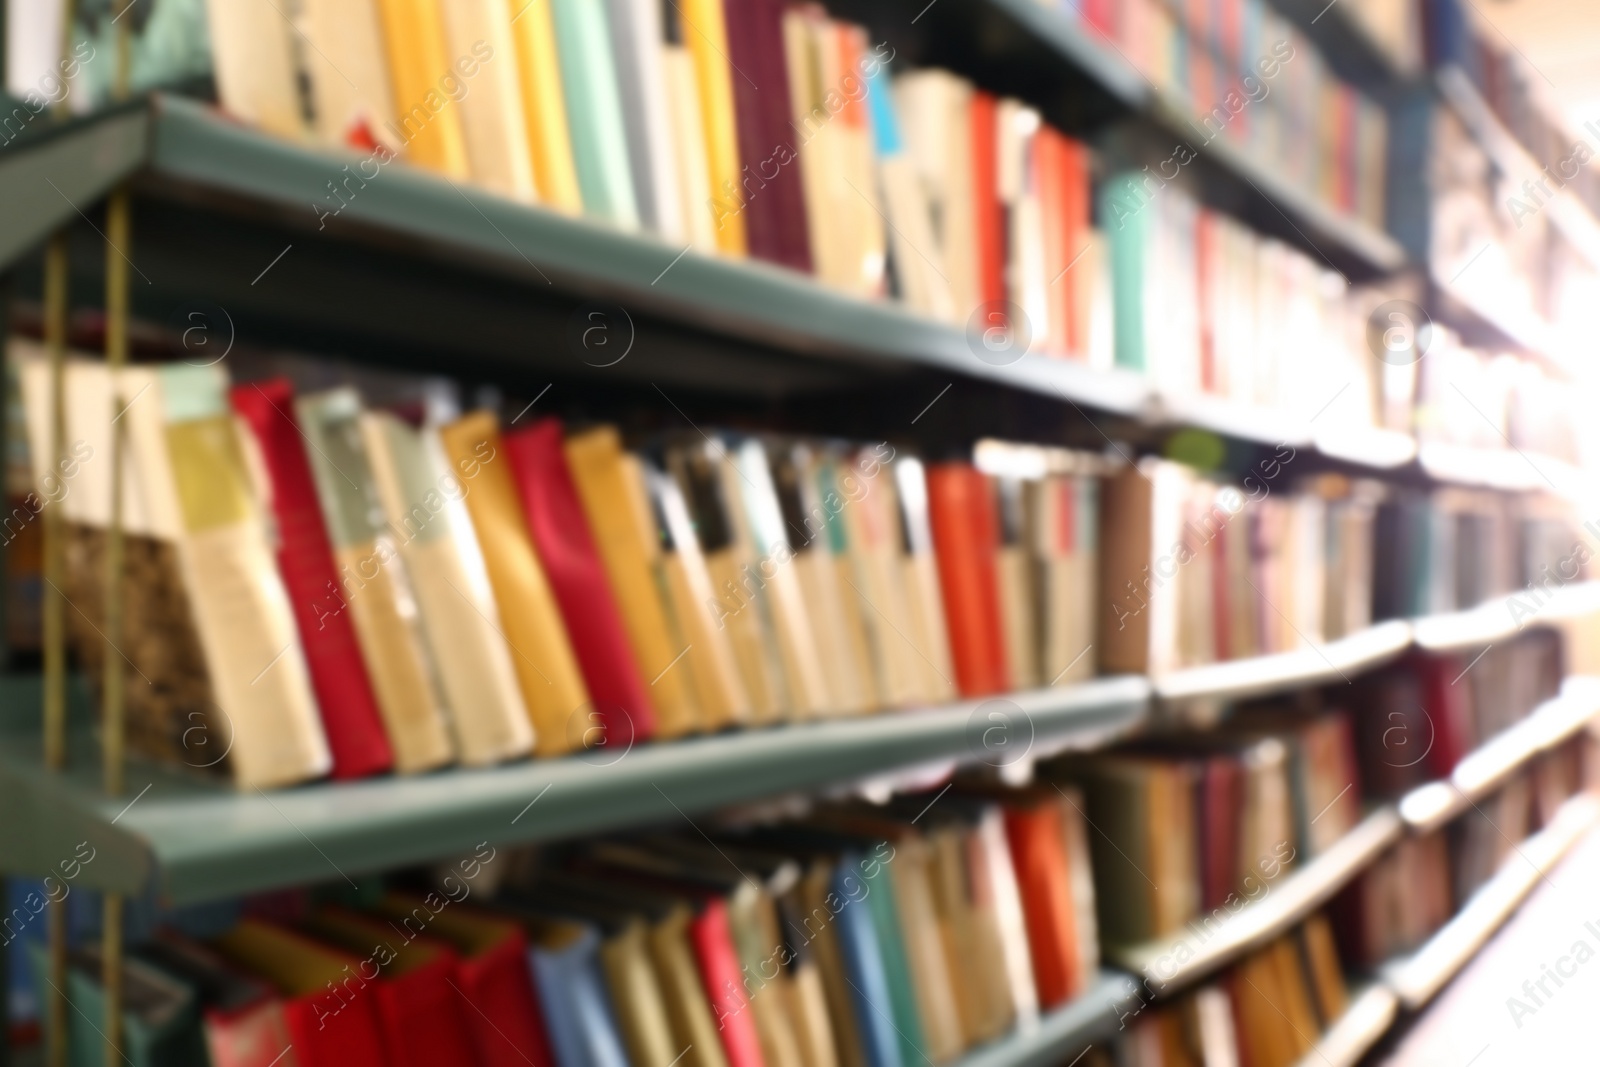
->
[[14, 343, 1111, 787], [24, 787, 1101, 1067], [1121, 912, 1351, 1067]]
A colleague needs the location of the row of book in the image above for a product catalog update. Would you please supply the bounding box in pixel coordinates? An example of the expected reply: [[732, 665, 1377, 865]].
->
[[17, 344, 1112, 787], [1100, 175, 1397, 428], [1044, 0, 1389, 228], [25, 786, 1102, 1067], [1120, 912, 1351, 1067], [21, 342, 1592, 783]]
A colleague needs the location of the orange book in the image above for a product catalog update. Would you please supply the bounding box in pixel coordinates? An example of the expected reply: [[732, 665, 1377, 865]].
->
[[970, 93, 1005, 308], [1001, 798, 1080, 1009], [1059, 136, 1090, 355], [1035, 127, 1071, 356], [926, 462, 1009, 698]]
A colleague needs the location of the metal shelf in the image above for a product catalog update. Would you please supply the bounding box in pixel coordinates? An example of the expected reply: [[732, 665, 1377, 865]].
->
[[1381, 792, 1600, 1010], [1108, 806, 1404, 996], [1154, 620, 1413, 707], [1410, 581, 1600, 655], [1398, 676, 1600, 834], [1289, 982, 1400, 1067], [955, 971, 1141, 1067], [0, 674, 1149, 906]]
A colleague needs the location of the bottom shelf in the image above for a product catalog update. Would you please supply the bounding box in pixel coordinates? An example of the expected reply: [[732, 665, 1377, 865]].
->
[[957, 972, 1142, 1067], [1380, 791, 1600, 1011], [1291, 983, 1399, 1067]]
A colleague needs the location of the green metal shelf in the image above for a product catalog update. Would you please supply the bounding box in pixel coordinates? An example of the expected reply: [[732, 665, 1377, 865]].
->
[[956, 971, 1141, 1067], [0, 674, 1149, 906]]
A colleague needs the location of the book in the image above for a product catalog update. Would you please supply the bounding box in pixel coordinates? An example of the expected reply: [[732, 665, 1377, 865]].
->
[[605, 0, 683, 237], [296, 388, 455, 773], [507, 0, 584, 213], [301, 0, 398, 150], [506, 419, 660, 746], [359, 410, 535, 766], [437, 0, 538, 201], [132, 932, 299, 1067], [373, 0, 472, 177], [681, 0, 746, 254], [438, 411, 590, 755], [230, 378, 394, 780], [202, 0, 303, 138], [563, 426, 698, 737], [926, 462, 1009, 698], [549, 0, 639, 227]]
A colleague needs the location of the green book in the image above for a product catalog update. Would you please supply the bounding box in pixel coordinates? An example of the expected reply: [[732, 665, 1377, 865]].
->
[[550, 0, 640, 229], [861, 845, 928, 1067], [1100, 171, 1151, 373]]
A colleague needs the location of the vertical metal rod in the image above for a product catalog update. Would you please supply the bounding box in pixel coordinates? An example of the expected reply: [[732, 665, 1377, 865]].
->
[[100, 896, 123, 1067], [45, 898, 66, 1067], [41, 235, 67, 772]]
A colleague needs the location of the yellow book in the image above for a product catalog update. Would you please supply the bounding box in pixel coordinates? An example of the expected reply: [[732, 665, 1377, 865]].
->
[[646, 906, 732, 1067], [564, 427, 701, 738], [212, 920, 351, 995], [663, 41, 718, 252], [506, 0, 583, 212], [600, 919, 680, 1067], [374, 0, 471, 177], [680, 0, 746, 255], [438, 412, 588, 755]]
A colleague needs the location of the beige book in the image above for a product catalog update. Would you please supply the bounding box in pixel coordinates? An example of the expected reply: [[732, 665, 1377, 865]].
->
[[726, 887, 805, 1067], [783, 9, 837, 284], [896, 70, 977, 318], [927, 826, 998, 1045], [721, 439, 830, 718], [297, 389, 454, 773], [564, 428, 701, 737], [994, 477, 1038, 691], [358, 411, 534, 765], [663, 42, 718, 252], [668, 442, 784, 722], [148, 366, 331, 788], [808, 18, 884, 297], [1034, 475, 1096, 686], [838, 458, 926, 708], [438, 412, 589, 755], [975, 806, 1038, 1030], [878, 155, 955, 321], [1176, 483, 1218, 668], [600, 919, 679, 1067], [1056, 788, 1101, 991], [302, 0, 398, 148], [646, 905, 732, 1067], [438, 0, 538, 201], [645, 461, 751, 729], [893, 457, 959, 704], [885, 835, 964, 1063], [777, 445, 874, 715], [203, 0, 303, 138]]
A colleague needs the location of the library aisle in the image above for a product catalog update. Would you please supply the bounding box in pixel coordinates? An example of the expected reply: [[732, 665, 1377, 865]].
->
[[3, 0, 1600, 1065]]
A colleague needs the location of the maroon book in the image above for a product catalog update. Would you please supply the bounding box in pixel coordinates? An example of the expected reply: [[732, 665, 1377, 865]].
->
[[722, 0, 813, 273]]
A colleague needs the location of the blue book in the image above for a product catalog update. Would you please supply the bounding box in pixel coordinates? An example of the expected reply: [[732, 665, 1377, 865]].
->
[[831, 855, 902, 1067], [528, 920, 630, 1067]]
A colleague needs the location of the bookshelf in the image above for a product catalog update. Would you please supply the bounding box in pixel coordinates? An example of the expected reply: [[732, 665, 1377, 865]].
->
[[1153, 619, 1413, 708], [1380, 791, 1600, 1010], [1410, 580, 1600, 655], [955, 972, 1142, 1067]]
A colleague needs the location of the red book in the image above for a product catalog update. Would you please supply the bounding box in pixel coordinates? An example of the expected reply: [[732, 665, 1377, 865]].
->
[[1035, 127, 1070, 356], [1200, 755, 1242, 911], [926, 463, 1010, 698], [301, 908, 477, 1067], [1060, 135, 1090, 356], [504, 419, 658, 743], [379, 894, 557, 1067], [722, 0, 813, 273], [211, 920, 389, 1067], [230, 379, 393, 779], [690, 898, 767, 1067], [1002, 799, 1081, 1008], [970, 93, 1006, 308]]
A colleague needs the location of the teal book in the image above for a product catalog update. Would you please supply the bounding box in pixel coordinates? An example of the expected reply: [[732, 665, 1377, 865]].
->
[[551, 0, 641, 229], [1100, 171, 1150, 373], [859, 848, 927, 1067], [833, 855, 903, 1067]]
